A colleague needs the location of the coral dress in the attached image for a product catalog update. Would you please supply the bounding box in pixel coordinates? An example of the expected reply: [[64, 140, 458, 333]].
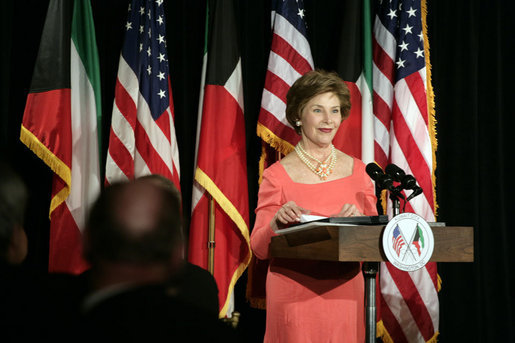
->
[[250, 157, 377, 343]]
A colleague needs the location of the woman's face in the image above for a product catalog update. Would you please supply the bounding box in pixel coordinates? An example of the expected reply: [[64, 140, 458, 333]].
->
[[299, 92, 342, 149]]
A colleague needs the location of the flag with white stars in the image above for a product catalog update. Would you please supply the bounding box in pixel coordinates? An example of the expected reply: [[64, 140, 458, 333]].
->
[[373, 0, 439, 342], [105, 0, 180, 190], [256, 0, 314, 156], [249, 0, 315, 309]]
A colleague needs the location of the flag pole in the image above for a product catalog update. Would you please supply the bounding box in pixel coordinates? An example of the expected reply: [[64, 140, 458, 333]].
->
[[208, 196, 216, 275]]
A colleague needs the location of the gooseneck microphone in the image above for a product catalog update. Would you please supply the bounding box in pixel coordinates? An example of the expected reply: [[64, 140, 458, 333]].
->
[[385, 164, 423, 201], [365, 163, 396, 192]]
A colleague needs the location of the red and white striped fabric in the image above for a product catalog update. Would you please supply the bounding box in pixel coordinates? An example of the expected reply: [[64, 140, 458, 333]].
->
[[188, 0, 251, 318], [105, 0, 180, 190], [247, 0, 314, 308], [373, 1, 439, 342], [256, 0, 314, 156], [20, 0, 101, 274]]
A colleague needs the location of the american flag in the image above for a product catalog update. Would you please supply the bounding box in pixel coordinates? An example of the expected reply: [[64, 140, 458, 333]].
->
[[256, 0, 314, 157], [248, 0, 314, 308], [392, 225, 406, 257], [105, 0, 180, 189], [373, 0, 439, 342]]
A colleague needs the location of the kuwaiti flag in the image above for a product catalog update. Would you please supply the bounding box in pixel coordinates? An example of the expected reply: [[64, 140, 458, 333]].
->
[[335, 0, 374, 164], [412, 225, 424, 256], [20, 0, 101, 274], [188, 0, 251, 317]]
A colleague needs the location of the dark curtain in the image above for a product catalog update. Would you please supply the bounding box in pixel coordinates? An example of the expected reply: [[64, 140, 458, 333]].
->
[[0, 1, 512, 342], [429, 1, 515, 342]]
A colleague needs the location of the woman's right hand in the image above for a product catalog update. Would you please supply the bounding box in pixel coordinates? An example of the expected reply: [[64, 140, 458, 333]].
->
[[271, 201, 308, 231]]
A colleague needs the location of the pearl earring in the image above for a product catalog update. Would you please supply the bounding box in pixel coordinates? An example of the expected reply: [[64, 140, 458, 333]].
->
[[295, 120, 302, 127]]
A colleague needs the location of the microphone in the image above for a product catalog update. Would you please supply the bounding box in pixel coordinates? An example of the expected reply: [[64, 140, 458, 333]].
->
[[406, 187, 423, 202], [365, 163, 396, 192], [385, 164, 423, 201]]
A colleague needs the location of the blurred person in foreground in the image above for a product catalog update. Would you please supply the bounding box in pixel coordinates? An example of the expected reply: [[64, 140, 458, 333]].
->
[[250, 70, 378, 343], [138, 174, 219, 317], [0, 160, 45, 341], [68, 178, 234, 341], [0, 161, 28, 267]]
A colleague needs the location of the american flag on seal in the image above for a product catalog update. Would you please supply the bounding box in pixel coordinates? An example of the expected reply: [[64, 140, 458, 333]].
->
[[392, 225, 406, 257]]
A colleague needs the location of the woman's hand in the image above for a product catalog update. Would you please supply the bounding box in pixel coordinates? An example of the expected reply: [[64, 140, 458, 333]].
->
[[271, 201, 309, 231], [333, 203, 363, 218]]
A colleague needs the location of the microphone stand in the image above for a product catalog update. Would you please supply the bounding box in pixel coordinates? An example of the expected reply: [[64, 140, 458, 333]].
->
[[374, 186, 384, 216], [363, 261, 378, 343], [390, 186, 404, 217], [363, 186, 404, 343]]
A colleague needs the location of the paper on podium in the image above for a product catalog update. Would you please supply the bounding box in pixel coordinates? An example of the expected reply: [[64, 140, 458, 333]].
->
[[299, 214, 327, 223], [278, 215, 389, 235]]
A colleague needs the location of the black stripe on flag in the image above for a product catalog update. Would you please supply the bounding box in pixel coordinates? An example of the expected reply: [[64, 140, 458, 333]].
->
[[206, 0, 240, 86], [30, 0, 72, 93], [335, 0, 363, 82]]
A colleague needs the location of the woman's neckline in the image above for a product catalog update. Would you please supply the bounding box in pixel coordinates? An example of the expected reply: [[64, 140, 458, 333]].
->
[[277, 156, 356, 185]]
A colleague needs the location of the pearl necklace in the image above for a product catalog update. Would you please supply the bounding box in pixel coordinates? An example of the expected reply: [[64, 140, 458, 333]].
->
[[295, 143, 337, 180]]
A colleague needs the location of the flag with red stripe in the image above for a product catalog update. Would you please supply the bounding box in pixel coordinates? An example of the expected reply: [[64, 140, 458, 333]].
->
[[249, 0, 375, 308], [105, 0, 180, 191], [334, 0, 374, 162], [188, 0, 251, 318], [372, 0, 439, 341], [249, 0, 315, 310], [257, 0, 374, 162], [256, 0, 314, 157], [20, 0, 101, 274]]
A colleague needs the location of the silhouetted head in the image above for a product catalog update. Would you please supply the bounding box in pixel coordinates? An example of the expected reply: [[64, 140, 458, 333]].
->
[[84, 178, 182, 267], [0, 161, 28, 264]]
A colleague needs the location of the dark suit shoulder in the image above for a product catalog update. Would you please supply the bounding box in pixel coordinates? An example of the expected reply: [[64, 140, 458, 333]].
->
[[169, 262, 219, 316]]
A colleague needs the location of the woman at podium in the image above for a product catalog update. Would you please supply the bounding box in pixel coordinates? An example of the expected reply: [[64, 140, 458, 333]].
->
[[250, 70, 377, 343]]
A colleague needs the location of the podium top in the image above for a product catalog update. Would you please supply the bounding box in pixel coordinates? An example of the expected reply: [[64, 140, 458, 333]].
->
[[270, 222, 474, 262], [311, 215, 389, 225]]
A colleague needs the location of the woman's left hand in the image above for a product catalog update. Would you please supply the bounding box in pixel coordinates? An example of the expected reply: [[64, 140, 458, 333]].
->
[[333, 203, 363, 217]]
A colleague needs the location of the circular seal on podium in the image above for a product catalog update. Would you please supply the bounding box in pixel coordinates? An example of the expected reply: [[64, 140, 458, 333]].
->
[[382, 212, 434, 272]]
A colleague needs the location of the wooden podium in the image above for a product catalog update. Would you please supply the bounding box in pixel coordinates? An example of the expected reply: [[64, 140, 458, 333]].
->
[[269, 221, 474, 342]]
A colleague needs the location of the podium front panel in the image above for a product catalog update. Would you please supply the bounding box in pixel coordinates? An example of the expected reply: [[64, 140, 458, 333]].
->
[[270, 223, 473, 262]]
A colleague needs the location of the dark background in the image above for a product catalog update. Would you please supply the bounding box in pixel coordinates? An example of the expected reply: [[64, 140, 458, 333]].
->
[[1, 1, 513, 342]]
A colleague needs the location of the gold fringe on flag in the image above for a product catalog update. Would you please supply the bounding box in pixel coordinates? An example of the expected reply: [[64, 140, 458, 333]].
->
[[194, 167, 252, 317], [258, 144, 267, 184], [257, 123, 294, 156], [377, 320, 440, 343], [20, 125, 71, 218], [421, 0, 438, 217], [377, 320, 393, 343], [427, 331, 440, 343]]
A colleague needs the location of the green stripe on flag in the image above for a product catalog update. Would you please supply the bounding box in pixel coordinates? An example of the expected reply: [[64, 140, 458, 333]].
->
[[71, 0, 102, 156]]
